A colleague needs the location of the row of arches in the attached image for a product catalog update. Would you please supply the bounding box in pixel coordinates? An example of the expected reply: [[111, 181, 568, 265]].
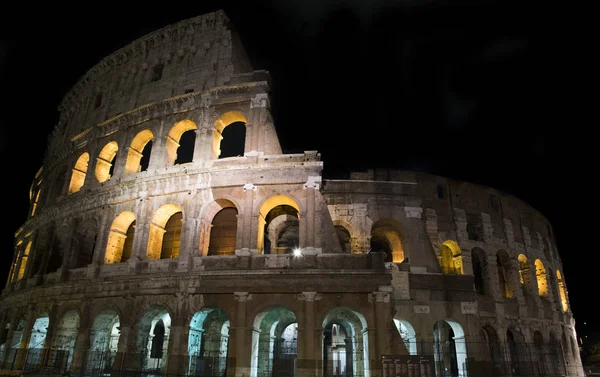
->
[[471, 249, 569, 311], [66, 114, 247, 196], [10, 195, 416, 285], [0, 305, 372, 377]]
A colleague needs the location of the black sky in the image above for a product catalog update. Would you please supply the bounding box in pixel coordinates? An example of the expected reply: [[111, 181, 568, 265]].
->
[[0, 1, 592, 338]]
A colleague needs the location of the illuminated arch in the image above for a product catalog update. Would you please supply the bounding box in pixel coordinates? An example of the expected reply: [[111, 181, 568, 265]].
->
[[212, 111, 248, 159], [556, 270, 569, 312], [51, 310, 81, 371], [393, 318, 417, 355], [188, 308, 230, 376], [88, 309, 121, 372], [135, 306, 171, 373], [518, 254, 531, 286], [104, 211, 136, 264], [199, 198, 240, 256], [251, 306, 297, 377], [440, 240, 463, 275], [433, 319, 468, 377], [535, 259, 548, 297], [95, 142, 118, 183], [166, 119, 197, 165], [68, 152, 89, 194], [146, 204, 183, 259], [321, 307, 370, 377], [370, 219, 406, 263], [16, 242, 32, 280], [125, 130, 154, 175], [257, 196, 300, 254]]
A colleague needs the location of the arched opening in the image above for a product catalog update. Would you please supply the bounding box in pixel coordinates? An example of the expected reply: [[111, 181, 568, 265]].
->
[[433, 319, 467, 377], [535, 259, 548, 297], [70, 219, 98, 269], [48, 310, 80, 372], [95, 142, 118, 183], [23, 314, 49, 371], [258, 197, 300, 255], [208, 208, 238, 256], [440, 240, 463, 274], [393, 318, 417, 355], [87, 310, 120, 374], [146, 204, 183, 260], [187, 308, 230, 377], [471, 248, 487, 295], [370, 219, 405, 263], [166, 120, 197, 165], [322, 308, 369, 377], [496, 250, 514, 298], [481, 326, 503, 376], [125, 130, 154, 175], [17, 242, 32, 281], [556, 270, 569, 312], [160, 212, 183, 259], [136, 307, 171, 373], [518, 254, 532, 296], [335, 225, 352, 253], [219, 122, 246, 158], [68, 152, 90, 194], [104, 211, 136, 264], [251, 307, 297, 377], [265, 209, 299, 255], [212, 112, 247, 159]]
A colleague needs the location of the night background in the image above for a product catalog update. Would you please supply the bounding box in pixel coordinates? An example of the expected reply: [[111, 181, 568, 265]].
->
[[0, 0, 592, 345]]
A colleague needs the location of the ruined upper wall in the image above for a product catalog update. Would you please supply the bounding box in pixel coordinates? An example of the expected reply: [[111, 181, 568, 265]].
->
[[324, 168, 561, 266], [55, 10, 254, 140]]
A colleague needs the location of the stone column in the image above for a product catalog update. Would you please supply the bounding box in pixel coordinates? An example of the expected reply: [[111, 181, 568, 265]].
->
[[1, 313, 20, 367], [59, 218, 78, 282], [192, 128, 210, 163], [233, 292, 252, 377], [178, 217, 198, 270], [239, 184, 255, 256], [40, 305, 59, 369], [70, 301, 92, 374], [111, 133, 130, 179], [248, 94, 269, 154], [302, 178, 320, 256], [13, 309, 37, 370], [111, 325, 131, 374], [372, 287, 392, 376], [166, 315, 190, 377], [486, 254, 503, 302], [297, 292, 320, 377], [148, 135, 167, 172], [129, 220, 150, 272]]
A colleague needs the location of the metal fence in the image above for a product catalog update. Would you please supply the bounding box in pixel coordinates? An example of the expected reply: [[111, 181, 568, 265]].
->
[[0, 340, 582, 377]]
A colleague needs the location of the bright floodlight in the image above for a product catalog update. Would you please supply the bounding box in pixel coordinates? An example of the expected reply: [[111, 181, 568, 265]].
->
[[293, 248, 302, 257]]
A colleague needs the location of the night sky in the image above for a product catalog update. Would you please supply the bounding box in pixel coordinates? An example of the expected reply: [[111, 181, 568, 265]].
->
[[0, 1, 592, 340]]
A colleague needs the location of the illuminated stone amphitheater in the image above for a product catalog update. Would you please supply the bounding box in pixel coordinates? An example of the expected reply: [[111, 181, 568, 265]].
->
[[0, 9, 585, 377]]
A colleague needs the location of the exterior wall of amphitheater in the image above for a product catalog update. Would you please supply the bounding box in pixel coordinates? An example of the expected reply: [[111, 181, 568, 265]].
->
[[0, 9, 584, 377]]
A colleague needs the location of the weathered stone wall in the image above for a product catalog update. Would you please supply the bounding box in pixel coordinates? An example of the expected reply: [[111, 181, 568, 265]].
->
[[0, 9, 583, 377]]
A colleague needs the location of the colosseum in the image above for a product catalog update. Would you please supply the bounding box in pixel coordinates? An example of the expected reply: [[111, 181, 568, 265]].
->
[[0, 9, 584, 377]]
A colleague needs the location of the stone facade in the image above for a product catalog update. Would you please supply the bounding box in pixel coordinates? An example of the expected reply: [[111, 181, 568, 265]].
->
[[0, 9, 584, 377]]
